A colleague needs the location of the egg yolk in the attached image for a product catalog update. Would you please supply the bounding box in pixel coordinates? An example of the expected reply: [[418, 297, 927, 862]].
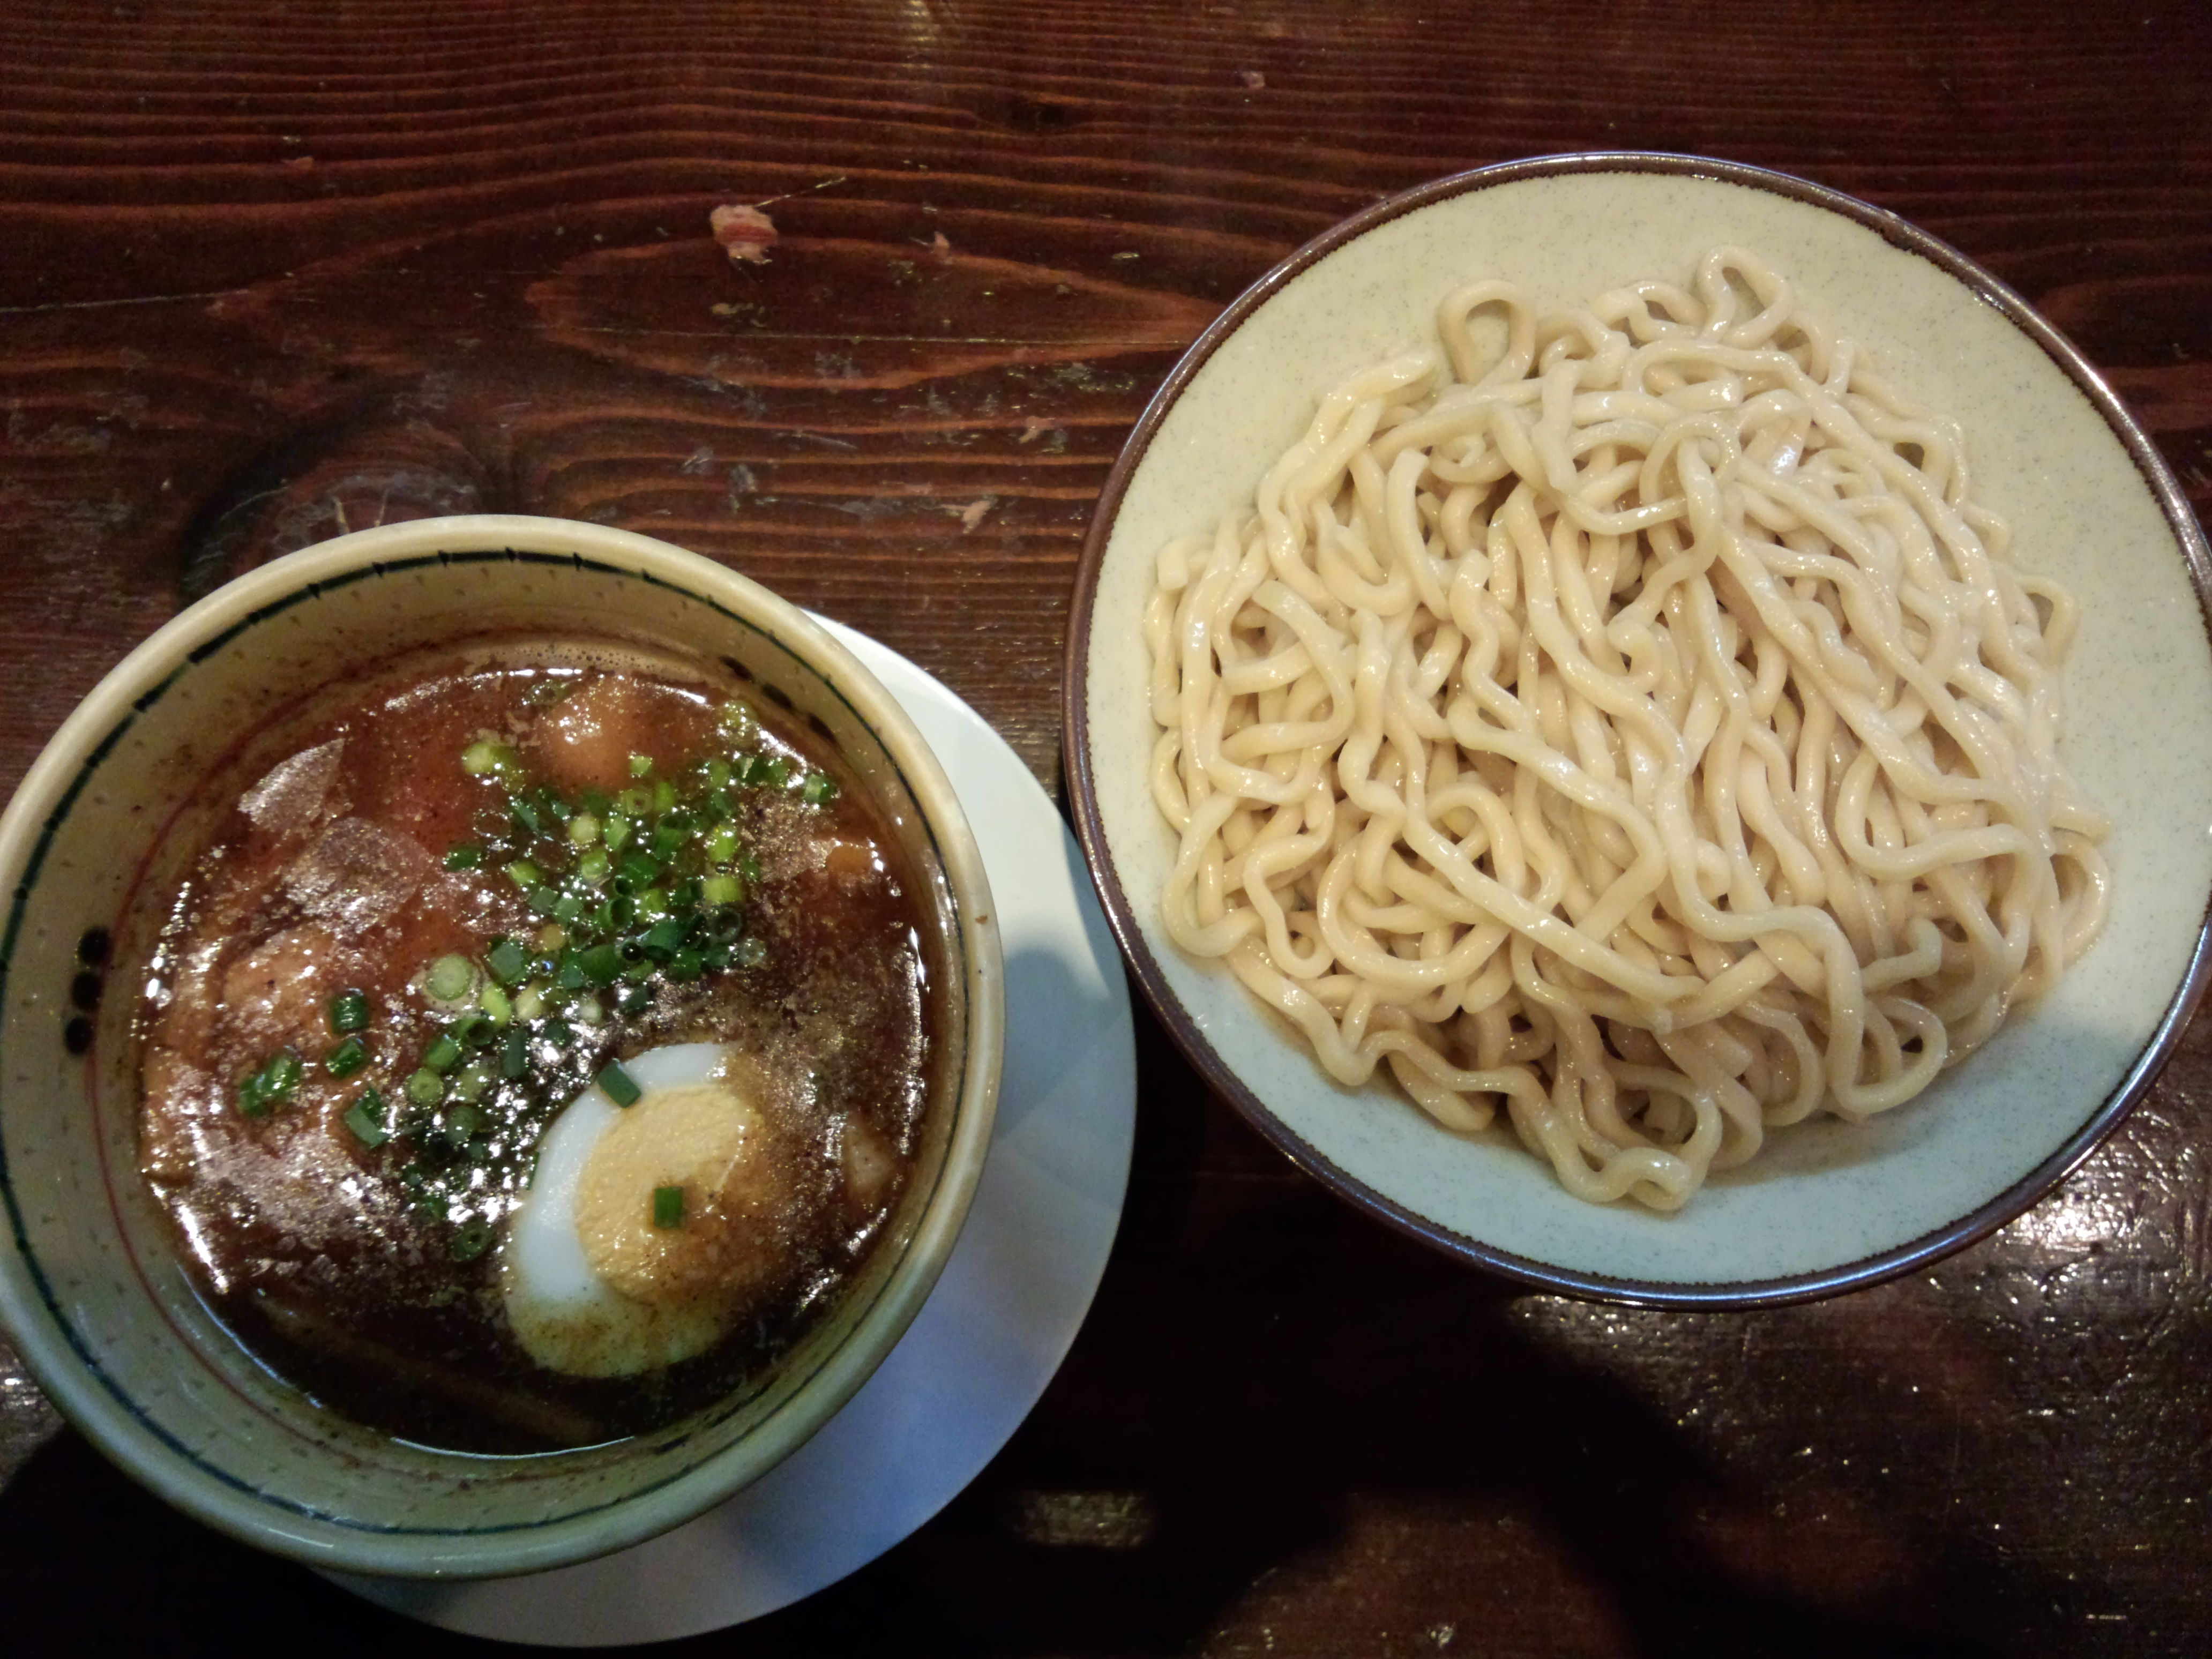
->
[[498, 1056, 802, 1379], [574, 1080, 791, 1310]]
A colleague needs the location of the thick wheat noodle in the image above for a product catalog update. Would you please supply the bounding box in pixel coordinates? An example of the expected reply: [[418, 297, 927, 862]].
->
[[1145, 247, 2111, 1210]]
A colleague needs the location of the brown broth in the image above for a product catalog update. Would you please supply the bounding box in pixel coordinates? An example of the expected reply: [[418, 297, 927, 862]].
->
[[136, 642, 932, 1453]]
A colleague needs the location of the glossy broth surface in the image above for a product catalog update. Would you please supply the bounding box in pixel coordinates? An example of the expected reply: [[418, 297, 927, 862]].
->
[[136, 642, 932, 1452]]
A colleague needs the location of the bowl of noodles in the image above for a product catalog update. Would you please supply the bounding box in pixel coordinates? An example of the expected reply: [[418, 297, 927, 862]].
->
[[1065, 153, 2212, 1304]]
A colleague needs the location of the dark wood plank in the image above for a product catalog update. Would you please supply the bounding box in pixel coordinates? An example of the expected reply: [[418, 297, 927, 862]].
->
[[3, 1, 2212, 1654]]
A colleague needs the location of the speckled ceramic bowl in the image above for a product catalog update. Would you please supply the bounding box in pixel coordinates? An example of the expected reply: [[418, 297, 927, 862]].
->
[[0, 515, 1002, 1576], [1066, 153, 2212, 1305]]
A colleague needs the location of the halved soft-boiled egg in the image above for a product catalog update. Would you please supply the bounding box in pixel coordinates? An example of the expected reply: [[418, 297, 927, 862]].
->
[[500, 1042, 798, 1378]]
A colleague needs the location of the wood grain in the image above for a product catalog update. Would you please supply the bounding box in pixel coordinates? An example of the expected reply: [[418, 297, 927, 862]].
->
[[3, 1, 2212, 1653]]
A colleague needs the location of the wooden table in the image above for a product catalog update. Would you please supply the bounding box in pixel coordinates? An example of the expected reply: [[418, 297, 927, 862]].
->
[[4, 2, 2210, 1651]]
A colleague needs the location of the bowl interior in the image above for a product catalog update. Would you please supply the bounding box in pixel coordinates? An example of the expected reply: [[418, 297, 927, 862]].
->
[[0, 520, 998, 1574], [1073, 158, 2212, 1301]]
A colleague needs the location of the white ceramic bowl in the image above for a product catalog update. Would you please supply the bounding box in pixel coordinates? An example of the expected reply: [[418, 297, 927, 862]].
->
[[1066, 153, 2212, 1305], [0, 514, 1003, 1575]]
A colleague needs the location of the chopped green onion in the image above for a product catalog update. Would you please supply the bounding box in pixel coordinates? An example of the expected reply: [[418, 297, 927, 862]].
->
[[263, 1049, 303, 1098], [235, 682, 858, 1147], [461, 739, 510, 776], [425, 954, 476, 1002], [343, 1089, 390, 1147], [449, 1221, 492, 1262], [324, 1035, 369, 1079], [485, 938, 528, 985], [597, 1062, 642, 1107], [651, 1185, 685, 1229]]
